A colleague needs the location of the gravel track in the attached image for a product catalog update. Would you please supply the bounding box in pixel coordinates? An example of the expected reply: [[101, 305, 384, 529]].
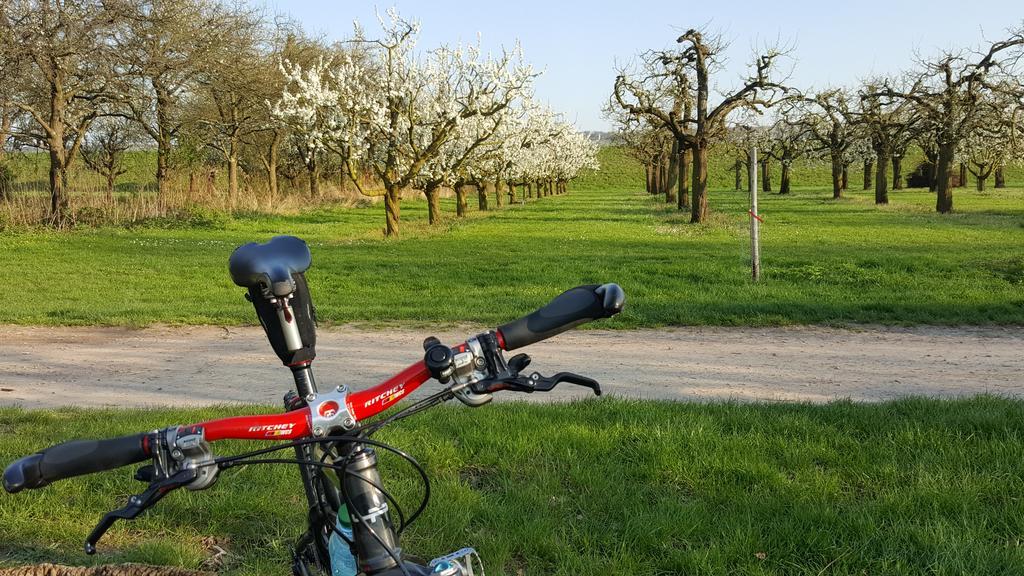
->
[[1, 325, 1021, 409]]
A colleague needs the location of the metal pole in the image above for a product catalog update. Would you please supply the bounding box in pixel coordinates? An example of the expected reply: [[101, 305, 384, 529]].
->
[[749, 146, 760, 282]]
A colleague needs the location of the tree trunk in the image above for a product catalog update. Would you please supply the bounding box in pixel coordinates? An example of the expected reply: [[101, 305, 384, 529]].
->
[[994, 166, 1006, 188], [153, 84, 173, 205], [678, 147, 691, 210], [507, 181, 516, 203], [958, 162, 967, 188], [46, 88, 70, 227], [664, 142, 679, 204], [831, 155, 843, 199], [779, 163, 791, 194], [760, 159, 771, 192], [690, 144, 708, 223], [48, 147, 69, 227], [494, 178, 504, 207], [526, 181, 534, 198], [205, 169, 216, 198], [105, 173, 115, 204], [188, 171, 196, 202], [425, 181, 441, 225], [935, 142, 955, 213], [652, 157, 662, 195], [384, 185, 400, 237], [477, 182, 489, 211], [976, 174, 985, 191], [227, 144, 239, 206], [155, 143, 170, 206], [892, 156, 903, 190], [734, 159, 742, 191], [874, 150, 889, 204], [923, 150, 938, 191], [659, 156, 668, 195], [0, 115, 10, 202], [266, 132, 280, 201], [338, 147, 350, 194], [0, 162, 8, 203], [307, 156, 319, 198], [455, 181, 467, 216], [841, 165, 848, 191]]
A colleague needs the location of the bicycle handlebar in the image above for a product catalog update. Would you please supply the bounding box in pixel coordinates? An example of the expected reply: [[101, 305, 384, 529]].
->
[[497, 283, 625, 351], [3, 433, 151, 493], [3, 283, 626, 495]]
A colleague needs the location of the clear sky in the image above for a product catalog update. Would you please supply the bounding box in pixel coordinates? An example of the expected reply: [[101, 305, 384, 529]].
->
[[255, 1, 1022, 131]]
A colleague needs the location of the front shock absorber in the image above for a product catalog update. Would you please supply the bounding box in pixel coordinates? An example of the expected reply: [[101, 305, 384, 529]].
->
[[340, 446, 402, 574]]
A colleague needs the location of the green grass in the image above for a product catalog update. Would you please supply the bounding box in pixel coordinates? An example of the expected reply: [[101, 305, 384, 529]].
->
[[2, 146, 1023, 327], [1, 397, 1022, 575]]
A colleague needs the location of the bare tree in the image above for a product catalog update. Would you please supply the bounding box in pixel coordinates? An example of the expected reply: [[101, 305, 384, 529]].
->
[[250, 25, 326, 201], [859, 83, 918, 204], [106, 0, 237, 203], [81, 118, 134, 201], [607, 105, 677, 198], [794, 89, 863, 198], [195, 4, 267, 205], [0, 0, 117, 226], [870, 27, 1024, 212], [0, 109, 15, 202], [614, 28, 789, 222], [762, 114, 808, 194], [0, 46, 22, 202]]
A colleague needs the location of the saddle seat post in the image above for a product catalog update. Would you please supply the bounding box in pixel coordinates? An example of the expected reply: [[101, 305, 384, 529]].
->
[[291, 361, 318, 398], [228, 236, 320, 395]]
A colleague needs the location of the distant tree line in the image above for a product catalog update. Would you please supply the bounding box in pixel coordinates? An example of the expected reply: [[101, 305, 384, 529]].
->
[[607, 24, 1024, 218], [0, 2, 598, 234]]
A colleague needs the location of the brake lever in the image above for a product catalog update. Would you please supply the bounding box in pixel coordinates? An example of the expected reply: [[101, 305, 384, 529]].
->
[[473, 371, 602, 396], [529, 372, 602, 396], [84, 468, 197, 555]]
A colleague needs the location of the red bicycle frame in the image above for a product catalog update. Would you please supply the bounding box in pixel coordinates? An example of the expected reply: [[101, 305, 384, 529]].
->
[[194, 338, 493, 443], [194, 359, 427, 442]]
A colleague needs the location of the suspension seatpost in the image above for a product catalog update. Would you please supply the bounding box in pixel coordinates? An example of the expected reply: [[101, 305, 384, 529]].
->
[[291, 363, 318, 398]]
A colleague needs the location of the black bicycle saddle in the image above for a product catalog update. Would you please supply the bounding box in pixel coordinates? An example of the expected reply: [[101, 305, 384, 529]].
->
[[228, 236, 312, 298]]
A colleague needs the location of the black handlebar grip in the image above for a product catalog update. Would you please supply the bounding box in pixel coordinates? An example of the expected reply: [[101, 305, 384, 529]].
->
[[497, 283, 625, 351], [3, 433, 150, 494]]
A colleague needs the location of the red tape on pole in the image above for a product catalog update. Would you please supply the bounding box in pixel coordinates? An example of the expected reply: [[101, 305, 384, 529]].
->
[[748, 210, 764, 223]]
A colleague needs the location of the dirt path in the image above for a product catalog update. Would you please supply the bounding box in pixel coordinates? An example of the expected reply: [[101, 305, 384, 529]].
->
[[0, 325, 1021, 409]]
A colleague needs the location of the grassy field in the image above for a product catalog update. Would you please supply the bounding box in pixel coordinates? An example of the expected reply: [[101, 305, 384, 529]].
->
[[1, 147, 1023, 327], [1, 397, 1021, 575]]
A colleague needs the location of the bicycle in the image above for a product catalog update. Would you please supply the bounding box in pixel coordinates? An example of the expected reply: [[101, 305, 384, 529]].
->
[[3, 235, 626, 576]]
